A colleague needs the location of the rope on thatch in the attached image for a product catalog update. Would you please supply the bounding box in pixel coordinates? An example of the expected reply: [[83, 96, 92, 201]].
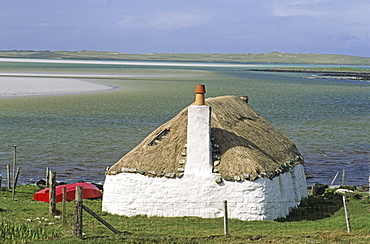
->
[[106, 95, 304, 182]]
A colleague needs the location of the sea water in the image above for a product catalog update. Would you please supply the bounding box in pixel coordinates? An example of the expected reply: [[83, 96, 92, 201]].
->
[[0, 59, 369, 186]]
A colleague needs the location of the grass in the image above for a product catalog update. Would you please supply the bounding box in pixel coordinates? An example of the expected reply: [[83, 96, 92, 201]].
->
[[0, 185, 370, 243]]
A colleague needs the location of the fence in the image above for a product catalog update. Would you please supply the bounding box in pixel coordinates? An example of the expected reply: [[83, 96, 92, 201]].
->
[[93, 190, 369, 238]]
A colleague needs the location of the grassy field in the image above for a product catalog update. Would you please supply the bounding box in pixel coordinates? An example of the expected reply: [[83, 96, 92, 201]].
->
[[1, 185, 370, 243], [1, 50, 370, 65]]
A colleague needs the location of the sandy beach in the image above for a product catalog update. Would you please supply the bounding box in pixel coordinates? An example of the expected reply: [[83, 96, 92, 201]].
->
[[0, 57, 261, 68], [0, 75, 113, 97]]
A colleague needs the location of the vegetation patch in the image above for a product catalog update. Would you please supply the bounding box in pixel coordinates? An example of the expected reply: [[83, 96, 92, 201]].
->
[[1, 185, 370, 243], [2, 50, 370, 65]]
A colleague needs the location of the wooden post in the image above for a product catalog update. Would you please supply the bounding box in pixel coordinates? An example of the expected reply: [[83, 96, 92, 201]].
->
[[74, 186, 83, 239], [368, 175, 370, 203], [342, 195, 351, 233], [223, 200, 229, 236], [46, 167, 50, 188], [49, 170, 57, 216], [7, 165, 11, 190], [11, 167, 20, 201], [0, 175, 2, 190], [82, 204, 121, 234], [62, 187, 67, 225], [13, 145, 16, 188], [341, 169, 345, 186], [14, 167, 20, 187], [330, 172, 339, 186]]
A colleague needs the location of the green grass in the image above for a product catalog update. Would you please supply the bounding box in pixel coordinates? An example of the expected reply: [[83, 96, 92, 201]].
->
[[1, 185, 370, 243]]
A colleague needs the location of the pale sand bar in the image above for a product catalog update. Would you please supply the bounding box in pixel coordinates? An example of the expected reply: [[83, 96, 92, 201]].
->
[[0, 76, 113, 97]]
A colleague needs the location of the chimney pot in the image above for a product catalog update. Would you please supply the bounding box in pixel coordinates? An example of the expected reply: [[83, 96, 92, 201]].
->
[[194, 85, 206, 105], [195, 84, 206, 94]]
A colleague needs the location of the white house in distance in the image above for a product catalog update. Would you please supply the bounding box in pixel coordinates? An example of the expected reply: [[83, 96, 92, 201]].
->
[[102, 85, 307, 220]]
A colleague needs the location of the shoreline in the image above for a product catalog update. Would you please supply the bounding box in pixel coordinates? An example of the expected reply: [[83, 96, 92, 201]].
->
[[6, 177, 368, 189], [0, 75, 114, 98], [252, 68, 370, 81]]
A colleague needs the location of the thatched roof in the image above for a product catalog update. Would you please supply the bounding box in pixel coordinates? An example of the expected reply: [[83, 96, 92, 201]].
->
[[106, 95, 304, 181]]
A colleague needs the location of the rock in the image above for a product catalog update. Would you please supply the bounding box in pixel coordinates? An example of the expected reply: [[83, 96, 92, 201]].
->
[[224, 175, 233, 181], [215, 177, 222, 183], [357, 185, 369, 192], [36, 179, 47, 189], [128, 168, 137, 173], [249, 174, 258, 181], [267, 172, 274, 180], [311, 183, 328, 196], [234, 176, 241, 181], [164, 173, 176, 178], [335, 189, 355, 197]]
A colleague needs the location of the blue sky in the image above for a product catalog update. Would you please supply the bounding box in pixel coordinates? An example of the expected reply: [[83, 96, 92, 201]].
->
[[1, 0, 369, 57]]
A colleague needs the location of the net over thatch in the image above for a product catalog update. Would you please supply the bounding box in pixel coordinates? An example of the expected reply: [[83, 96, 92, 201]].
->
[[107, 95, 304, 181]]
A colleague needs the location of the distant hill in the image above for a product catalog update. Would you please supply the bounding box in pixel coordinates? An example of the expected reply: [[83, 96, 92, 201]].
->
[[1, 50, 370, 65]]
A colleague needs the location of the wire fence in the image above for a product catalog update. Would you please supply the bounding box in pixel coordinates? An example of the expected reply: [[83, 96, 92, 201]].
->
[[99, 192, 369, 238]]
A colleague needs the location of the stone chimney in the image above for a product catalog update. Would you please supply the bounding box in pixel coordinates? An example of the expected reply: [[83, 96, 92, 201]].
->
[[185, 85, 213, 176]]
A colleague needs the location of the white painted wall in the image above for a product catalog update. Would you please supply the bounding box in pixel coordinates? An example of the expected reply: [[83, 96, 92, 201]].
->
[[102, 164, 307, 220]]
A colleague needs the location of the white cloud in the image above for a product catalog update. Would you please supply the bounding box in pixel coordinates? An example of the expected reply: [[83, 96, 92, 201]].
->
[[117, 11, 211, 30], [272, 0, 335, 17], [273, 8, 322, 17]]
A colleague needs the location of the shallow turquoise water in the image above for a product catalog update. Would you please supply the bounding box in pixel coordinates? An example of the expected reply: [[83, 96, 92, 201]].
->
[[0, 60, 369, 186]]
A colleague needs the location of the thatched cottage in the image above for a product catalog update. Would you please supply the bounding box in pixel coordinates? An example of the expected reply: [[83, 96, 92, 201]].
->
[[102, 85, 307, 220]]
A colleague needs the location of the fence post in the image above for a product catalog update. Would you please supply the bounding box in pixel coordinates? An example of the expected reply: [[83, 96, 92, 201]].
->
[[74, 186, 83, 239], [224, 200, 229, 236], [62, 187, 67, 225], [11, 167, 20, 201], [49, 170, 57, 215], [12, 145, 16, 188], [46, 167, 50, 188], [330, 172, 339, 186], [82, 204, 121, 234], [7, 165, 11, 190], [342, 195, 351, 233], [341, 169, 345, 186]]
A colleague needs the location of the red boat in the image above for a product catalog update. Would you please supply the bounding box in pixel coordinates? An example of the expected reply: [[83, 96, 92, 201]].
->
[[33, 182, 102, 203]]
